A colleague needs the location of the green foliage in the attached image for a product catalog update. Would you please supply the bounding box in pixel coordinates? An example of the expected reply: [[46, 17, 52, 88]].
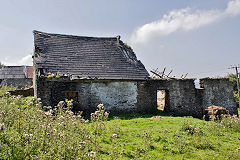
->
[[181, 119, 203, 135], [220, 115, 240, 132], [0, 85, 15, 96], [65, 99, 74, 103], [0, 95, 110, 159], [0, 62, 4, 69], [56, 72, 61, 79], [228, 73, 238, 91], [123, 43, 133, 51], [234, 91, 239, 106], [227, 74, 239, 106], [47, 74, 53, 78], [0, 87, 240, 159], [55, 75, 60, 79]]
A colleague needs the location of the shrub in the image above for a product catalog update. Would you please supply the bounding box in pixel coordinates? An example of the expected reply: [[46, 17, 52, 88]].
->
[[220, 115, 240, 132], [0, 94, 110, 159], [181, 119, 203, 135]]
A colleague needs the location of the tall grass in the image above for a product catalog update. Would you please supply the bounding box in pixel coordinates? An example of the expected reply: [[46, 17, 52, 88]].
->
[[0, 93, 114, 159], [0, 86, 240, 159], [0, 85, 15, 96]]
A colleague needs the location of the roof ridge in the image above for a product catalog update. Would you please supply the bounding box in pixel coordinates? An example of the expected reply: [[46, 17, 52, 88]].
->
[[33, 30, 118, 40]]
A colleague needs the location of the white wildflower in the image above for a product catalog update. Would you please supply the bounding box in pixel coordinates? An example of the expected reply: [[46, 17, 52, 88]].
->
[[79, 141, 86, 148], [58, 122, 64, 126], [0, 123, 5, 130], [23, 133, 33, 140], [59, 116, 65, 120], [104, 112, 109, 117], [37, 110, 43, 114], [88, 151, 96, 158], [97, 104, 104, 110], [45, 111, 52, 117], [58, 133, 65, 139], [66, 111, 74, 116], [112, 133, 118, 138]]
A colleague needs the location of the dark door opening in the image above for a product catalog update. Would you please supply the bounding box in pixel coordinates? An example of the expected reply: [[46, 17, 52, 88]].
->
[[157, 90, 166, 111], [65, 91, 78, 102]]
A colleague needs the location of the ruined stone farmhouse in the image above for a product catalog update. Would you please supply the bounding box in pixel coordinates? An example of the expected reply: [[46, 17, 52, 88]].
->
[[33, 31, 238, 117], [0, 66, 33, 89]]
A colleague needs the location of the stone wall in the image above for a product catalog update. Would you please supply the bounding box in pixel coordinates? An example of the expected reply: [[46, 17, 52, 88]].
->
[[149, 78, 237, 117], [9, 87, 34, 97], [150, 79, 202, 117], [36, 79, 155, 114], [36, 78, 237, 117], [1, 78, 33, 89], [200, 78, 238, 115]]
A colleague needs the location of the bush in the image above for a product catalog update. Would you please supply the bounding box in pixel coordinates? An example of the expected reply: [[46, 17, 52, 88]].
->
[[220, 115, 240, 132]]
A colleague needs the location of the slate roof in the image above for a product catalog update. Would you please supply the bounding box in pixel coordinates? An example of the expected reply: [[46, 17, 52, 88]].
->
[[0, 66, 33, 79], [33, 31, 149, 80]]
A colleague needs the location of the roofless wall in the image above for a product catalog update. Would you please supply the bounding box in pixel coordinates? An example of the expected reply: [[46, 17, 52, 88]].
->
[[36, 78, 237, 117]]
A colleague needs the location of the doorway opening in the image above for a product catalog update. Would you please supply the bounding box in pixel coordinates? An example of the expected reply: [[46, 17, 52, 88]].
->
[[157, 90, 166, 111], [65, 91, 78, 102]]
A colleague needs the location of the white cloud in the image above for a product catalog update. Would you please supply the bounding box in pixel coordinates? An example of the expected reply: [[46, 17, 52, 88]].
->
[[2, 54, 32, 66], [19, 54, 32, 65], [226, 0, 240, 15], [131, 0, 240, 44]]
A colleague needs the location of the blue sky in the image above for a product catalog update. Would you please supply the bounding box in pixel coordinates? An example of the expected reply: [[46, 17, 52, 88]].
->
[[0, 0, 240, 78]]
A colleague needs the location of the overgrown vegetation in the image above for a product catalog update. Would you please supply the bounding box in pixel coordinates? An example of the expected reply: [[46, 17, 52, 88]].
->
[[0, 85, 15, 96], [0, 86, 240, 159], [227, 73, 239, 106]]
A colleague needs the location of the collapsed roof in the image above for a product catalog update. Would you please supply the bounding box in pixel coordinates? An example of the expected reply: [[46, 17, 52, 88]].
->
[[33, 31, 149, 80]]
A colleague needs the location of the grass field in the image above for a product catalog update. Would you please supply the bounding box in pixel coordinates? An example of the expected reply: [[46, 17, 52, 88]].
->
[[0, 86, 240, 159]]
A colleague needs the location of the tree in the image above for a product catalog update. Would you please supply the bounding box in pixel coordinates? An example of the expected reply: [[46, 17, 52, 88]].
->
[[228, 74, 238, 91], [227, 73, 239, 106], [0, 62, 4, 69]]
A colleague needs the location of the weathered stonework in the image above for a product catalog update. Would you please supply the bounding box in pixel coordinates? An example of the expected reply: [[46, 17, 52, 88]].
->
[[36, 78, 237, 118], [90, 82, 138, 111], [1, 78, 33, 89], [150, 79, 202, 117], [200, 78, 238, 115], [36, 79, 152, 114]]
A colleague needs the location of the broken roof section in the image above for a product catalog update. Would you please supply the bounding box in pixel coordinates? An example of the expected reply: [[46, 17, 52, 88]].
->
[[33, 31, 149, 80]]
